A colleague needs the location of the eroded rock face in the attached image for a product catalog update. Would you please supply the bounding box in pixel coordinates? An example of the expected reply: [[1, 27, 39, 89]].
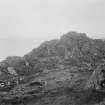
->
[[85, 64, 105, 90]]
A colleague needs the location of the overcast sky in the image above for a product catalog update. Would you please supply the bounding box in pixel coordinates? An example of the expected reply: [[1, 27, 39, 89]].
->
[[0, 0, 105, 60]]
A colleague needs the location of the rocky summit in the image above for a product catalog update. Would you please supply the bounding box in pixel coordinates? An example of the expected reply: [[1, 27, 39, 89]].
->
[[0, 32, 105, 105]]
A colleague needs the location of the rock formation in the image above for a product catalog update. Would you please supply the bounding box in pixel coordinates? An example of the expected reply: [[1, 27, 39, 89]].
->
[[0, 32, 105, 105]]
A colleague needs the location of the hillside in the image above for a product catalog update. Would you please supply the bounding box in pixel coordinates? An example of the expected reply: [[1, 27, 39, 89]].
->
[[0, 32, 105, 105]]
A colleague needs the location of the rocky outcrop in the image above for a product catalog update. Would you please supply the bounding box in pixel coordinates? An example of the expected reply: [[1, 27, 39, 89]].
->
[[1, 32, 105, 76], [0, 32, 105, 105]]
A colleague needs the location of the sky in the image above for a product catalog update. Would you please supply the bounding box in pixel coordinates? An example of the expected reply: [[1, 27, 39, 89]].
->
[[0, 0, 105, 60]]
